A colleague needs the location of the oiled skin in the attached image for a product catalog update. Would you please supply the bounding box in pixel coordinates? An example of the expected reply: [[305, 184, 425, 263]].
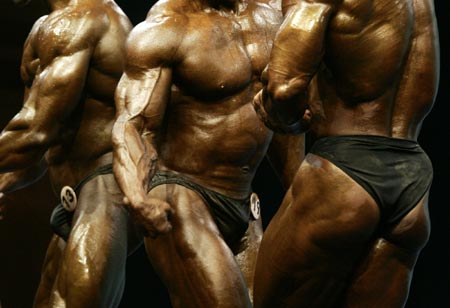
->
[[253, 0, 439, 307], [112, 0, 304, 307], [0, 0, 143, 306]]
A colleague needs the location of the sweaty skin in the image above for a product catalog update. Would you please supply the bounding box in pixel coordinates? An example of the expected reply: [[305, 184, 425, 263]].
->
[[0, 0, 142, 306], [112, 0, 304, 307], [253, 0, 439, 307]]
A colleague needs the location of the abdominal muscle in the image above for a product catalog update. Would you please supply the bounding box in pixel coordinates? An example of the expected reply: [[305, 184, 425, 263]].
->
[[158, 90, 273, 199]]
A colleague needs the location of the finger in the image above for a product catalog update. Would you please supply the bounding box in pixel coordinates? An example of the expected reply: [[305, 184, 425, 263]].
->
[[153, 212, 173, 234], [150, 204, 173, 234]]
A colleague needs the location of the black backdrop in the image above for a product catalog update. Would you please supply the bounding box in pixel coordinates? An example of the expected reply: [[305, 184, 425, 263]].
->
[[0, 1, 448, 307]]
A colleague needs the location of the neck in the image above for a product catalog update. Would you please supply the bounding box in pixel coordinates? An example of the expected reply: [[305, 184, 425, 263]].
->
[[195, 0, 245, 13], [47, 0, 103, 10], [47, 0, 69, 10]]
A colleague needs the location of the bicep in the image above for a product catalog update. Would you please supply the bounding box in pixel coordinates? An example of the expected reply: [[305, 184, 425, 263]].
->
[[115, 66, 173, 132], [269, 1, 333, 81], [16, 48, 92, 132], [115, 18, 182, 130]]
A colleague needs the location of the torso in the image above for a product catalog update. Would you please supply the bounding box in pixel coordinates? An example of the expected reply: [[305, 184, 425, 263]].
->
[[156, 1, 282, 198], [311, 0, 439, 141], [21, 1, 132, 192]]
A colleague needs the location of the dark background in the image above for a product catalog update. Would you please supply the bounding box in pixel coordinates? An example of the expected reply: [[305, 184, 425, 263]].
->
[[0, 1, 448, 307]]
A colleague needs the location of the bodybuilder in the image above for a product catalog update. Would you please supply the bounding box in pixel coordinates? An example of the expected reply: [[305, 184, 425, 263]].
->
[[112, 0, 303, 307], [0, 0, 141, 306], [252, 0, 440, 307]]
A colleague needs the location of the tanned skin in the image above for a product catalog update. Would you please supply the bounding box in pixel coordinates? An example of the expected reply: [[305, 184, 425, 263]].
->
[[0, 0, 142, 306], [112, 0, 303, 307], [252, 0, 440, 307]]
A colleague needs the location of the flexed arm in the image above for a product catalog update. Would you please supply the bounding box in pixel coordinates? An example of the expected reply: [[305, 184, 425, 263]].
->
[[112, 14, 185, 236], [113, 67, 174, 236], [0, 13, 98, 172], [253, 1, 333, 134]]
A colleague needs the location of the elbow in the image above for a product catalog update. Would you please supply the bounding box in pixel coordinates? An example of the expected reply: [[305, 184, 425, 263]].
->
[[254, 77, 311, 134], [27, 129, 53, 150], [267, 76, 309, 104], [19, 131, 52, 165], [17, 130, 52, 160], [266, 76, 309, 124], [0, 133, 49, 172]]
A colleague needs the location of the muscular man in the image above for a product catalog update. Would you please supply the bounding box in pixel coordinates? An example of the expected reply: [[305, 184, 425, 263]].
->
[[0, 0, 140, 306], [112, 0, 303, 307], [252, 0, 440, 307]]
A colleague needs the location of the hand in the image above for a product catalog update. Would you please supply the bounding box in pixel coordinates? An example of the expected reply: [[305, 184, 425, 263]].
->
[[253, 89, 311, 134], [252, 89, 270, 123], [124, 196, 174, 238]]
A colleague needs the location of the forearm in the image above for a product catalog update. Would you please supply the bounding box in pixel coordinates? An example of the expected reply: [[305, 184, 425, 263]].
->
[[0, 96, 59, 171], [1, 49, 90, 172], [0, 160, 47, 193], [113, 117, 174, 236], [112, 116, 158, 207], [0, 127, 49, 172]]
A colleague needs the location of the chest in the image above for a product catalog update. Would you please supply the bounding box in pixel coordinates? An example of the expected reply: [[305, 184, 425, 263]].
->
[[174, 13, 275, 98]]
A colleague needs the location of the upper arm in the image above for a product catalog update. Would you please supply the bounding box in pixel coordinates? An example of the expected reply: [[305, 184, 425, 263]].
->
[[6, 11, 104, 137], [268, 0, 334, 94], [20, 15, 47, 90], [115, 13, 186, 131]]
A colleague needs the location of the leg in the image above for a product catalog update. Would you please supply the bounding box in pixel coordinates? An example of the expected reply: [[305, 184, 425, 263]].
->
[[144, 184, 252, 308], [33, 235, 66, 307], [45, 174, 139, 308], [254, 154, 380, 308], [343, 195, 431, 307], [234, 216, 263, 303]]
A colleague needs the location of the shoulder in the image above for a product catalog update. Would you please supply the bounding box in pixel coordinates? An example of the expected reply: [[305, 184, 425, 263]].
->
[[38, 5, 109, 53], [24, 15, 48, 48], [247, 1, 283, 27], [126, 2, 188, 65], [30, 15, 49, 35]]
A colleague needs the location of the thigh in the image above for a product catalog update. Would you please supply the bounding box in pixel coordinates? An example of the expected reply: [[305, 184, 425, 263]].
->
[[234, 215, 263, 302], [33, 235, 66, 308], [144, 184, 252, 308], [68, 173, 132, 257], [254, 154, 381, 307], [55, 174, 136, 307], [343, 194, 431, 307]]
